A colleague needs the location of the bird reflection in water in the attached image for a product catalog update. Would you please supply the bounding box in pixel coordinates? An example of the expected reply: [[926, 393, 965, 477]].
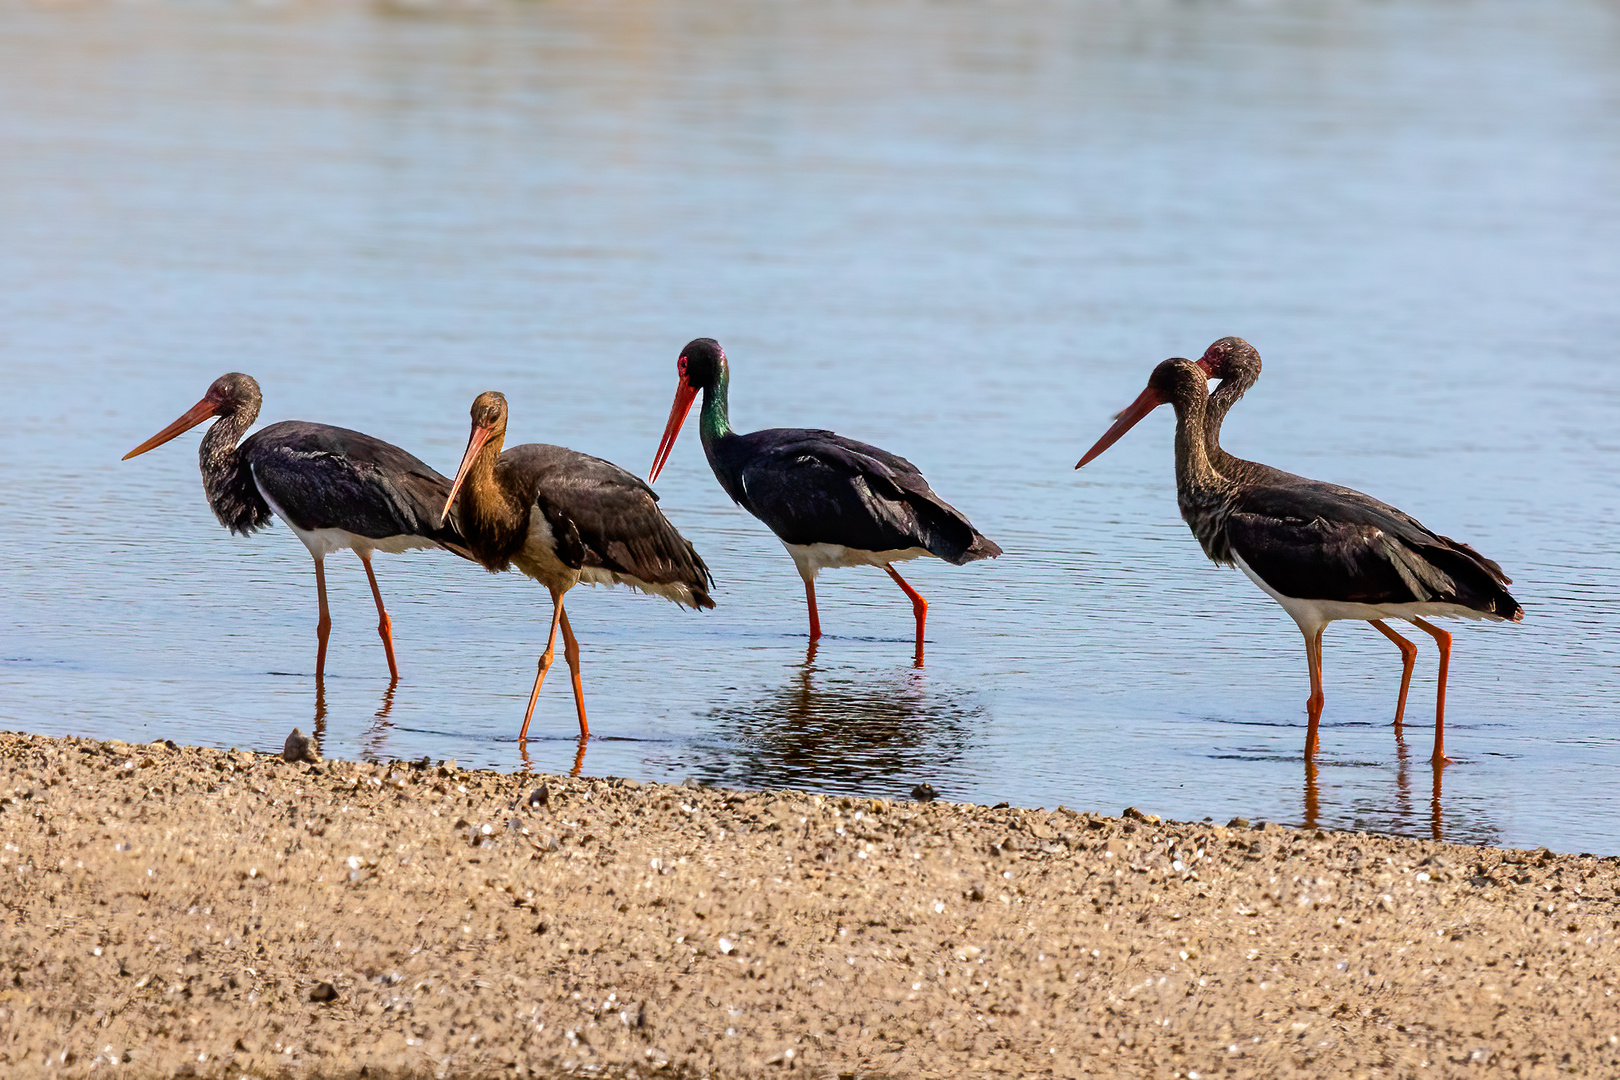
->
[[360, 681, 399, 761], [1392, 732, 1445, 843], [677, 643, 981, 797], [1303, 759, 1320, 831], [311, 675, 329, 755], [1300, 727, 1500, 848], [1302, 744, 1442, 838], [314, 672, 590, 776], [518, 734, 589, 778], [308, 676, 401, 762]]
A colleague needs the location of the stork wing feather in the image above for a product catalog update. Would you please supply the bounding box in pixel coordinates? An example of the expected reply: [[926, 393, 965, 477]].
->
[[1217, 454, 1512, 587], [500, 443, 714, 605], [1223, 482, 1520, 618], [243, 421, 466, 549], [715, 428, 1000, 565]]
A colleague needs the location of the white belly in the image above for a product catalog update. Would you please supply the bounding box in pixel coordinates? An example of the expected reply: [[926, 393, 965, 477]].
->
[[258, 485, 437, 559], [511, 512, 583, 593], [1232, 552, 1503, 635], [513, 511, 707, 609], [784, 542, 933, 581]]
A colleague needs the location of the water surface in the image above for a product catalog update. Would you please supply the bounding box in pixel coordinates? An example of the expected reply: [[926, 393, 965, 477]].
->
[[3, 0, 1619, 852]]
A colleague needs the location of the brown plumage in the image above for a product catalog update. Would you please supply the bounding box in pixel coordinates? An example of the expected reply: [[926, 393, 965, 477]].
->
[[445, 391, 713, 743]]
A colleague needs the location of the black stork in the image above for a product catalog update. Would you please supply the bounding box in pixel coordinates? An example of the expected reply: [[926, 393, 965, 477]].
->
[[123, 372, 470, 681], [444, 391, 714, 742], [1197, 336, 1424, 727], [648, 338, 1000, 663], [1076, 357, 1521, 764]]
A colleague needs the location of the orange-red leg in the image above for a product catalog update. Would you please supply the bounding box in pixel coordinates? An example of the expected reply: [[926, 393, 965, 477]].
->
[[363, 682, 398, 760], [1302, 625, 1325, 760], [312, 672, 329, 746], [358, 550, 400, 682], [558, 606, 588, 738], [1369, 619, 1416, 729], [1429, 757, 1445, 842], [803, 577, 822, 641], [519, 590, 566, 742], [1410, 617, 1453, 766], [313, 554, 332, 679], [884, 564, 928, 665], [1303, 758, 1320, 832]]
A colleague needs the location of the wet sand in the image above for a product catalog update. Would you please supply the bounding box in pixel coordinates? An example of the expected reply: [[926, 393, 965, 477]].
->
[[2, 730, 1618, 1079]]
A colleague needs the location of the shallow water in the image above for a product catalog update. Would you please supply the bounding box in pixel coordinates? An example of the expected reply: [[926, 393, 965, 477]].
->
[[3, 0, 1619, 852]]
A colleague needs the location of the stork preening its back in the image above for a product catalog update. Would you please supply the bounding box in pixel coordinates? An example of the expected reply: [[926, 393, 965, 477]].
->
[[1198, 337, 1442, 729]]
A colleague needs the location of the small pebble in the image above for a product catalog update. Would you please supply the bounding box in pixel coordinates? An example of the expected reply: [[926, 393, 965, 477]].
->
[[282, 729, 318, 764]]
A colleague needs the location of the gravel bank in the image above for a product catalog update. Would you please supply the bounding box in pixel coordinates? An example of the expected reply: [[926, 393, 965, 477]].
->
[[2, 730, 1617, 1079]]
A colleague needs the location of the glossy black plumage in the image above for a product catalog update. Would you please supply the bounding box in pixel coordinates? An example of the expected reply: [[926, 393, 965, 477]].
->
[[228, 420, 469, 550], [1202, 339, 1428, 727], [1216, 480, 1520, 615], [1194, 339, 1516, 615], [650, 337, 998, 660], [1078, 356, 1521, 764], [707, 428, 999, 565], [123, 372, 471, 682]]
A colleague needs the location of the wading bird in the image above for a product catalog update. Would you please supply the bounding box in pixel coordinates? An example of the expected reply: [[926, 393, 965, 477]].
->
[[648, 338, 1000, 663], [1076, 358, 1520, 764], [1197, 336, 1427, 727], [444, 391, 713, 742], [123, 372, 470, 681]]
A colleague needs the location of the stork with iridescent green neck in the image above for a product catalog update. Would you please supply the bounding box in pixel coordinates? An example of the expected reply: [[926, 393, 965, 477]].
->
[[648, 337, 1001, 663]]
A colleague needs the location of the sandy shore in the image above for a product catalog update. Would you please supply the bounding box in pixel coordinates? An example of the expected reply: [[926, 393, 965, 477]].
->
[[1, 731, 1617, 1078]]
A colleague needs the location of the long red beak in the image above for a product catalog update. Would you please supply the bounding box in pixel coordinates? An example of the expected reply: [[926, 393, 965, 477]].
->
[[123, 396, 221, 460], [1075, 384, 1167, 469], [648, 382, 698, 484], [443, 423, 494, 522]]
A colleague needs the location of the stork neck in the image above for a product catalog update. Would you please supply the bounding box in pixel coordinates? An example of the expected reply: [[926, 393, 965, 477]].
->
[[197, 402, 258, 516], [698, 372, 734, 450], [1205, 377, 1248, 475], [1168, 384, 1224, 503], [1211, 365, 1257, 469], [458, 430, 528, 567]]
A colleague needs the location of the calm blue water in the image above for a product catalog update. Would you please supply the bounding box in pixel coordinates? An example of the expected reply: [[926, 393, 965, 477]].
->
[[2, 0, 1618, 853]]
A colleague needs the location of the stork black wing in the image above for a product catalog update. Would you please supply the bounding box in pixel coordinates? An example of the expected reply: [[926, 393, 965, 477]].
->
[[1224, 482, 1521, 618], [243, 421, 464, 548], [501, 443, 714, 606], [709, 428, 999, 565]]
